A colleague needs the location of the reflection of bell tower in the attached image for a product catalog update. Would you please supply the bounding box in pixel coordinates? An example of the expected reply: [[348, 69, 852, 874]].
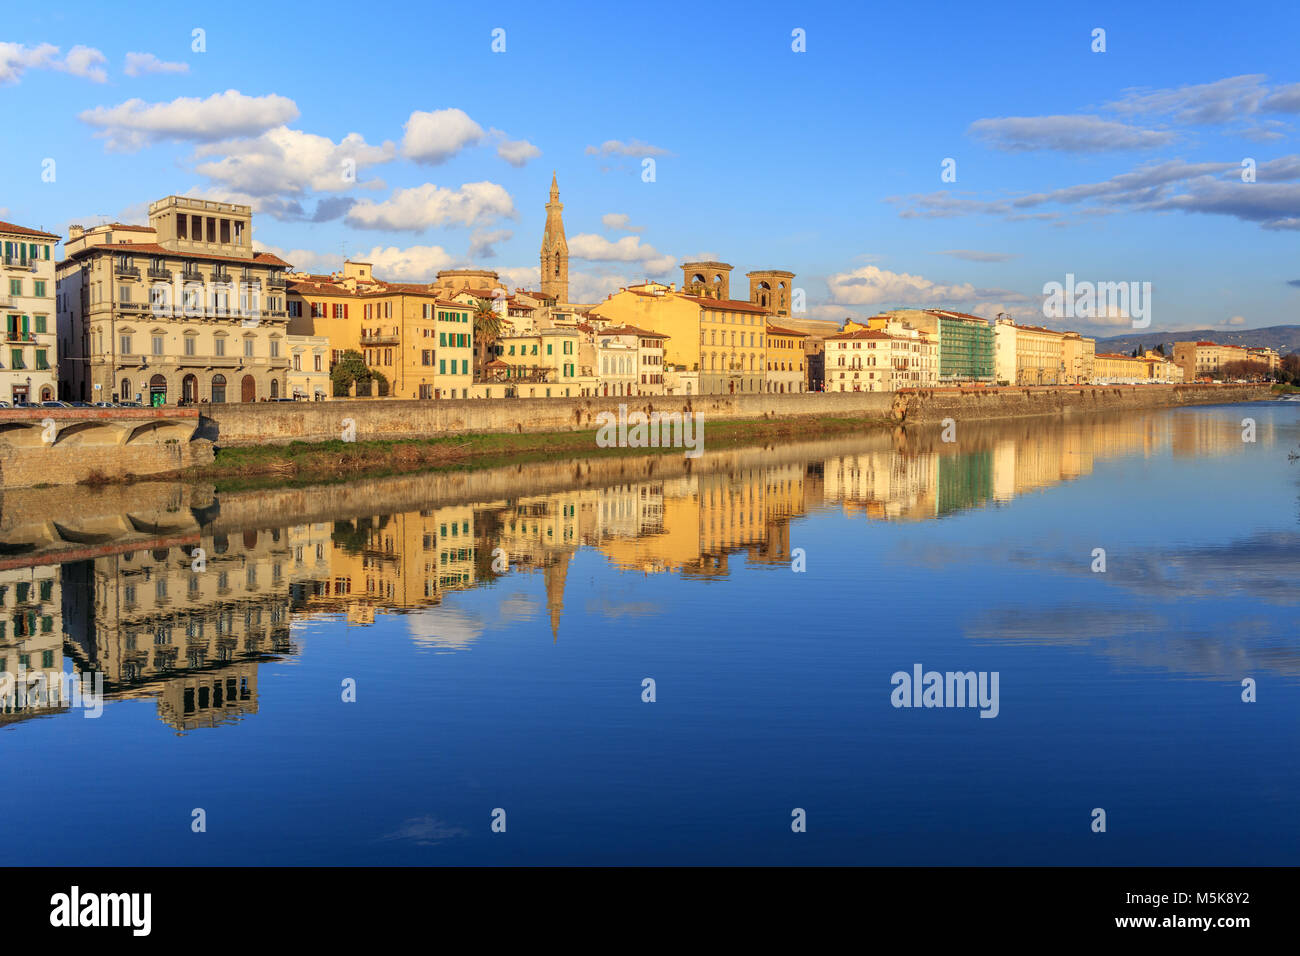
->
[[540, 172, 568, 302], [544, 552, 569, 642], [681, 261, 732, 300], [746, 270, 795, 316]]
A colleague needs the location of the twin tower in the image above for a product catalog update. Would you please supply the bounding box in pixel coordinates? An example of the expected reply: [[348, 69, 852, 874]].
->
[[681, 261, 796, 317], [540, 172, 794, 316]]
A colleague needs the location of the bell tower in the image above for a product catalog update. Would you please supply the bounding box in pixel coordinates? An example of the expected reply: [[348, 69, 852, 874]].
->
[[746, 270, 795, 315], [540, 171, 569, 302]]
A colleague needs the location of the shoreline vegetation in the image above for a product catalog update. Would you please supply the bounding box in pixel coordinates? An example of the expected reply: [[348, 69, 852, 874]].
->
[[166, 414, 897, 493]]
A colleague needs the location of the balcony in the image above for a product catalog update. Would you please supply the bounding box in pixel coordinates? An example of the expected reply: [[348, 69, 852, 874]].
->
[[147, 267, 172, 280], [211, 270, 232, 284], [114, 263, 141, 279], [361, 333, 401, 346], [1, 255, 38, 271], [266, 273, 286, 289], [5, 331, 36, 344]]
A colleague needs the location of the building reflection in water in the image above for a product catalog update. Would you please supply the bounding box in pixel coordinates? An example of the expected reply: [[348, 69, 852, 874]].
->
[[0, 407, 1282, 731]]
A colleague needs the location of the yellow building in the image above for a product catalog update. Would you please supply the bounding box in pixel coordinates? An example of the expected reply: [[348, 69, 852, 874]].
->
[[590, 261, 793, 395], [286, 334, 330, 400], [1093, 352, 1150, 383], [765, 325, 808, 393], [994, 319, 1065, 385], [287, 261, 473, 398], [1061, 331, 1096, 384], [2, 220, 60, 403], [1173, 340, 1277, 382]]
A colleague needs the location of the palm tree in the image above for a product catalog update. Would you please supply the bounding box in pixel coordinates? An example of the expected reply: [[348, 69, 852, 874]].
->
[[473, 297, 503, 381]]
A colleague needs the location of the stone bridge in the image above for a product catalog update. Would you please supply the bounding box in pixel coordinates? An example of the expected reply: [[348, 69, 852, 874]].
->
[[0, 408, 214, 488]]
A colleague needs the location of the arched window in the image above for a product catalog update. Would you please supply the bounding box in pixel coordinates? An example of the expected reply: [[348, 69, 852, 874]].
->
[[211, 374, 227, 404]]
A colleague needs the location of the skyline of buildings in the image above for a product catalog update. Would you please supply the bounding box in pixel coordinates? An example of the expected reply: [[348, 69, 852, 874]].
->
[[1, 175, 1285, 405]]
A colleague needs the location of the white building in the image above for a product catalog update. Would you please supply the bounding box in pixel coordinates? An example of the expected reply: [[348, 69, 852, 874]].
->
[[824, 327, 937, 392], [2, 221, 60, 403]]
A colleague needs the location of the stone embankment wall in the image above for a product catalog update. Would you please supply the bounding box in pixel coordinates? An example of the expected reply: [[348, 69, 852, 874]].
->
[[202, 384, 1270, 446], [0, 408, 213, 489]]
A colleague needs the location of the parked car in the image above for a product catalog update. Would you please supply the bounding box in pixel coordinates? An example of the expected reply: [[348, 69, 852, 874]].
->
[[12, 401, 39, 409], [68, 401, 93, 408], [117, 401, 143, 408], [0, 401, 10, 408], [40, 400, 71, 408], [91, 401, 116, 408]]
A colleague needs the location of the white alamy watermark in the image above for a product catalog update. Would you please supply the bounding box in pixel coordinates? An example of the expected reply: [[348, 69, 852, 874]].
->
[[595, 403, 703, 458], [50, 886, 150, 936], [148, 277, 263, 327], [1042, 273, 1152, 329], [0, 668, 104, 718], [890, 663, 999, 718]]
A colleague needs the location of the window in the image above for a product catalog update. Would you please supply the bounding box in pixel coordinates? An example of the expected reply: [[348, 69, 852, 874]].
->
[[270, 338, 280, 358], [462, 359, 468, 374], [8, 279, 19, 296], [33, 280, 45, 297], [439, 359, 446, 374], [184, 335, 196, 356], [314, 354, 322, 372], [36, 349, 49, 370], [118, 285, 131, 303], [120, 335, 133, 355], [244, 338, 254, 357], [152, 335, 164, 356], [214, 336, 226, 357]]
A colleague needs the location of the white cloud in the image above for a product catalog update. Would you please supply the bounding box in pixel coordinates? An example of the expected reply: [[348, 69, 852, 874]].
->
[[193, 127, 395, 195], [968, 115, 1175, 152], [494, 133, 541, 167], [468, 228, 513, 259], [0, 42, 109, 84], [933, 249, 1018, 263], [363, 244, 456, 281], [1223, 314, 1247, 326], [601, 213, 643, 233], [252, 242, 341, 275], [0, 42, 60, 84], [828, 265, 978, 306], [401, 108, 485, 164], [495, 265, 542, 291], [79, 90, 299, 152], [567, 233, 674, 274], [60, 45, 107, 83], [345, 181, 516, 231], [584, 139, 671, 157], [123, 52, 190, 77]]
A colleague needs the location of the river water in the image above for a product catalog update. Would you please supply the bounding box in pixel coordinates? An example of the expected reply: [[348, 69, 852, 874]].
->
[[2, 401, 1297, 865]]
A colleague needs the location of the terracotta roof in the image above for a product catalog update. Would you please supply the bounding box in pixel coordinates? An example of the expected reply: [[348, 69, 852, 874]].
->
[[766, 324, 809, 337], [680, 295, 771, 314], [0, 220, 60, 240], [600, 324, 668, 338], [827, 329, 894, 341], [67, 241, 290, 268], [103, 223, 155, 233]]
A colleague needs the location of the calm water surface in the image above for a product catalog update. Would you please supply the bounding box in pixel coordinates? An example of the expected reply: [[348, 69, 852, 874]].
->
[[2, 402, 1297, 865]]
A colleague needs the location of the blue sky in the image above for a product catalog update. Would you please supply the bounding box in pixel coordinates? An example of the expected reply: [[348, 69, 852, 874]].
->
[[3, 0, 1298, 335]]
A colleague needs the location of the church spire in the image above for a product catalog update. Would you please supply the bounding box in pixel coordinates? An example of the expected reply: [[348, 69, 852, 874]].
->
[[540, 173, 568, 303]]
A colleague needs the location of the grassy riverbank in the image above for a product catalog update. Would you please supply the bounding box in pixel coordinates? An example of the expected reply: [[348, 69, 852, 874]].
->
[[173, 414, 896, 492]]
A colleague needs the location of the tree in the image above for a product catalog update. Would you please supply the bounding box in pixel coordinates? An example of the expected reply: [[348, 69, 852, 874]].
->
[[1281, 352, 1300, 384], [473, 297, 503, 380], [330, 349, 381, 397]]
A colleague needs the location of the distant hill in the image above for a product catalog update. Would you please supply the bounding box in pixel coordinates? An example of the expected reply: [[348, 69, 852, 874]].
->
[[1095, 325, 1300, 357]]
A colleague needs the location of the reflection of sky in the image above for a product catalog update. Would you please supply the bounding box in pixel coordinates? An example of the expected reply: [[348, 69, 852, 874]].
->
[[2, 404, 1297, 866]]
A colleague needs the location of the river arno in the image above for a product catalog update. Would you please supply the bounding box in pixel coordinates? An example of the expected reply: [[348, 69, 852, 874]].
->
[[2, 401, 1297, 865]]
